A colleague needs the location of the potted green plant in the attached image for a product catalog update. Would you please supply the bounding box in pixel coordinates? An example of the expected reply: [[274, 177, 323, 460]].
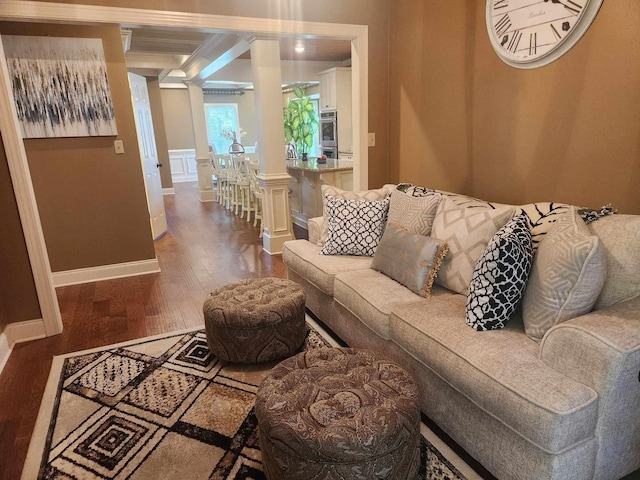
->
[[283, 86, 318, 161]]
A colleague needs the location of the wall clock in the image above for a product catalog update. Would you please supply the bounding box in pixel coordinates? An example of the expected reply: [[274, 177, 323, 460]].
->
[[486, 0, 605, 69]]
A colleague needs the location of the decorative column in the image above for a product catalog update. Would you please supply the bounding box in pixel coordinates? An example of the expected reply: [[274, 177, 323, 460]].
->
[[186, 81, 215, 202], [250, 36, 294, 254]]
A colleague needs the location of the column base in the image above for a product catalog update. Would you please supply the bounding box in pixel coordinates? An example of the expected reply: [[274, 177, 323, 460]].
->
[[199, 189, 216, 203]]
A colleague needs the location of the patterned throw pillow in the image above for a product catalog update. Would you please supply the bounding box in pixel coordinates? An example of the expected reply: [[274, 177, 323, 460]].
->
[[320, 196, 390, 257], [465, 213, 533, 331], [319, 185, 391, 246], [517, 202, 572, 251], [432, 196, 515, 295], [371, 225, 449, 298], [387, 190, 441, 236], [522, 207, 607, 340]]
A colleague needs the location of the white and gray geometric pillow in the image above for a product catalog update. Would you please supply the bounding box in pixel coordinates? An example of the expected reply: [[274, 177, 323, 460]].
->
[[320, 185, 390, 246], [387, 190, 441, 236], [320, 196, 390, 257], [522, 207, 607, 340], [466, 213, 533, 331], [432, 196, 515, 295]]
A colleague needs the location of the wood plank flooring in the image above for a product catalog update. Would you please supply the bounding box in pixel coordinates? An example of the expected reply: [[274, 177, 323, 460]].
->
[[0, 182, 285, 480]]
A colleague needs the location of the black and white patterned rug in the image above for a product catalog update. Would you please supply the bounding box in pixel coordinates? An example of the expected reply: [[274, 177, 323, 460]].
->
[[22, 321, 471, 479]]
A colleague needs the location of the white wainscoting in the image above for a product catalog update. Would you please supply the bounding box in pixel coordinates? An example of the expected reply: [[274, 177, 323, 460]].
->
[[168, 149, 198, 183]]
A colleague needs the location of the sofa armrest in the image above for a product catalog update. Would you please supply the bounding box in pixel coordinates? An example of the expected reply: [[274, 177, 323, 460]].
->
[[539, 297, 640, 478], [308, 216, 325, 246]]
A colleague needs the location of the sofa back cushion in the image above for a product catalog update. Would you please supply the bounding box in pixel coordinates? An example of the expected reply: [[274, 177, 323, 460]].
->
[[588, 214, 640, 310]]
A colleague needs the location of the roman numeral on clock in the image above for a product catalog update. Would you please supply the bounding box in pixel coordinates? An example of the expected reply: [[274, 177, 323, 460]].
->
[[495, 13, 512, 37], [551, 23, 562, 41], [508, 30, 522, 53], [494, 0, 509, 9], [565, 0, 583, 15], [529, 32, 537, 55]]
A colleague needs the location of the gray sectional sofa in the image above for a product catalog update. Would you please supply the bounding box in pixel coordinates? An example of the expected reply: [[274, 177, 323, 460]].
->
[[282, 185, 640, 480]]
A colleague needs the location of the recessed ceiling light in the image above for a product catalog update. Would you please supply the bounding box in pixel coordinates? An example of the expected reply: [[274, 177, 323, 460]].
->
[[295, 43, 305, 53]]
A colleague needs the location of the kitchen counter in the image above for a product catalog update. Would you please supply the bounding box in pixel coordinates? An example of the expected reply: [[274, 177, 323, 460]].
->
[[286, 158, 354, 229], [286, 158, 353, 173]]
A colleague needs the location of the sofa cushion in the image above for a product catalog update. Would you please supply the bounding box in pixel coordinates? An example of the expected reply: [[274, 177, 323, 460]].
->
[[321, 196, 389, 257], [387, 189, 441, 235], [333, 269, 423, 340], [466, 212, 533, 331], [389, 298, 598, 453], [282, 240, 372, 296], [319, 185, 391, 246], [588, 214, 640, 310], [432, 196, 515, 295], [371, 225, 449, 298], [522, 207, 607, 340]]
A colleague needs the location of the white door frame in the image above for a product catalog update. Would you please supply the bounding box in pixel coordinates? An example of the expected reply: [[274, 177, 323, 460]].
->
[[0, 1, 369, 338]]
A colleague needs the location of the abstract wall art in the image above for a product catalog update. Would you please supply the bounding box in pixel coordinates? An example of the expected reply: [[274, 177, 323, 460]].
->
[[2, 35, 118, 138]]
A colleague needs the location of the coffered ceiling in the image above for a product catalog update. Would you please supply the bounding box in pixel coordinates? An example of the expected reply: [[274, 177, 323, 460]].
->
[[123, 26, 352, 91]]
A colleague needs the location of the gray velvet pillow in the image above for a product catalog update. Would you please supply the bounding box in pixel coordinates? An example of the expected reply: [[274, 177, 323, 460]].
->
[[371, 225, 449, 298]]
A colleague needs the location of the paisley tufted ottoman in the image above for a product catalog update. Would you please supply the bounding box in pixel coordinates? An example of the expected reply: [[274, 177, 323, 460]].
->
[[255, 348, 420, 479], [203, 277, 306, 364]]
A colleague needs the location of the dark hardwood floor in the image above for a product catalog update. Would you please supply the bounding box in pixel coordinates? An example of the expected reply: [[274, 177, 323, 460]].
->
[[0, 182, 285, 480]]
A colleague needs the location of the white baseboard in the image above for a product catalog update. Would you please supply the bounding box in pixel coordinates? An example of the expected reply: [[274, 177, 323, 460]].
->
[[163, 187, 175, 195], [0, 318, 47, 375], [52, 258, 161, 287], [0, 332, 10, 376]]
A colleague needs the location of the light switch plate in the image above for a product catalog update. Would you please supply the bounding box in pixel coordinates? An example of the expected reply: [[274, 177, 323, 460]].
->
[[114, 140, 125, 154], [368, 133, 375, 147]]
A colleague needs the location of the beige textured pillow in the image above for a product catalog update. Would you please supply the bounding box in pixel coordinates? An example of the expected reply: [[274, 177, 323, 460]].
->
[[588, 214, 640, 310], [319, 185, 390, 245], [522, 207, 607, 340], [432, 196, 515, 295], [387, 190, 441, 236]]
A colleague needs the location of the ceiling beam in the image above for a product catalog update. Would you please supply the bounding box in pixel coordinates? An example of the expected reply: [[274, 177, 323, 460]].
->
[[180, 33, 250, 82]]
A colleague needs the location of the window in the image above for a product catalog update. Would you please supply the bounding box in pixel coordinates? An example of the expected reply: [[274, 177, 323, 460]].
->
[[308, 94, 320, 157], [204, 103, 239, 155]]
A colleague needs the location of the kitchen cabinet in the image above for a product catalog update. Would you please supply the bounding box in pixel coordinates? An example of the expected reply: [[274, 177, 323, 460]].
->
[[319, 67, 352, 153]]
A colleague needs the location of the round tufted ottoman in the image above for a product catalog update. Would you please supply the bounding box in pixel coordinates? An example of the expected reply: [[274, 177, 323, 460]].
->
[[203, 277, 306, 364], [255, 348, 420, 480]]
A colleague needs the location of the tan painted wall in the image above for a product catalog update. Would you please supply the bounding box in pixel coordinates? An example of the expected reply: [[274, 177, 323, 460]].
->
[[0, 140, 41, 327], [0, 22, 156, 272], [389, 1, 640, 214], [147, 77, 173, 190], [470, 0, 640, 213], [160, 88, 194, 151]]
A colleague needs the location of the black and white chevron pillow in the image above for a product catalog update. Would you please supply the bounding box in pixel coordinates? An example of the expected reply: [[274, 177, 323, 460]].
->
[[321, 196, 390, 256], [465, 213, 533, 331]]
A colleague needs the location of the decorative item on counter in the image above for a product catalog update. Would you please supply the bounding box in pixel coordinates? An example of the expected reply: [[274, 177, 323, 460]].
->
[[283, 86, 319, 162], [317, 154, 328, 164], [222, 127, 247, 156]]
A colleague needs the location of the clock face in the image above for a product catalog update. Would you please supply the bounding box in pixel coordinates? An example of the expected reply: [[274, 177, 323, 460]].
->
[[486, 0, 604, 68]]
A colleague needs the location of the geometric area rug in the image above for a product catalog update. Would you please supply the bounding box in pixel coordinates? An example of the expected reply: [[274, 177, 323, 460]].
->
[[21, 320, 469, 480]]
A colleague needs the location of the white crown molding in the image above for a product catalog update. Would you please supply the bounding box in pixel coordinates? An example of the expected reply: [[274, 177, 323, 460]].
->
[[52, 259, 161, 287]]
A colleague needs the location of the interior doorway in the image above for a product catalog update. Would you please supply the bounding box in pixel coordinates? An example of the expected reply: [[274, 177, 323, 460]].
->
[[0, 1, 369, 339]]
